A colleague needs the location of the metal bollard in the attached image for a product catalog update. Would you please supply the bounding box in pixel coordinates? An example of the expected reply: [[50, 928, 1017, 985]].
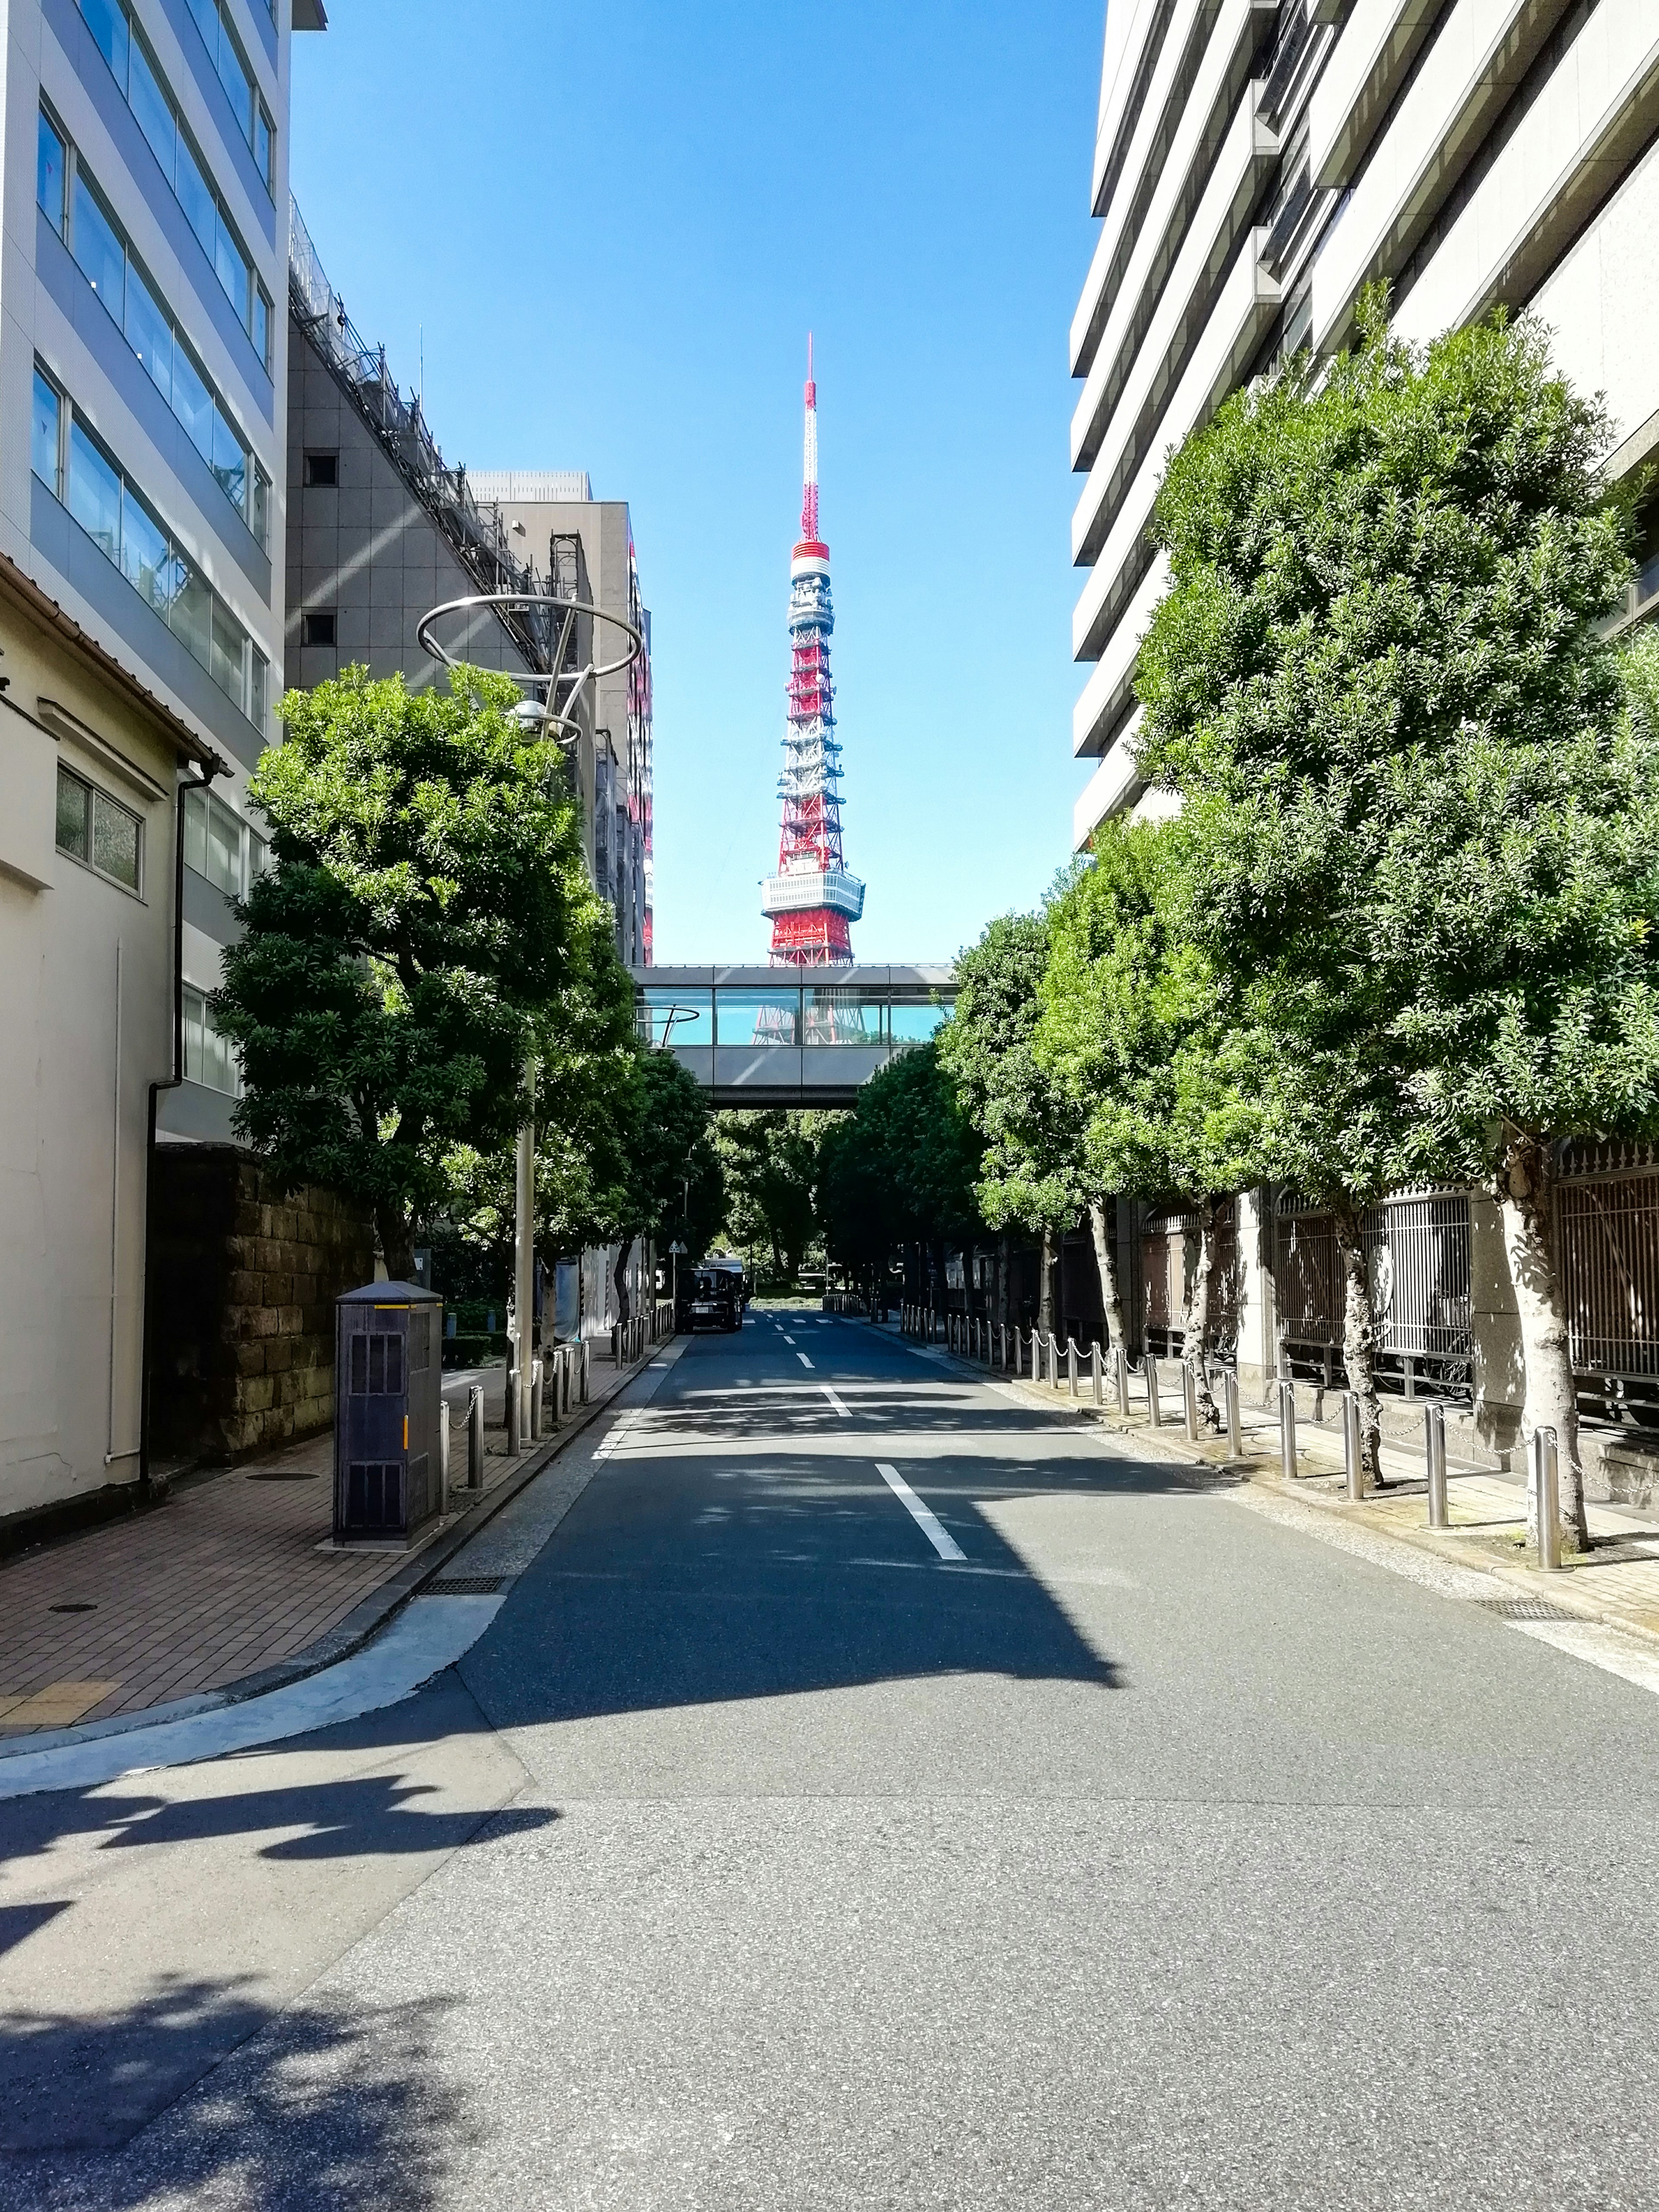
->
[[1068, 1340, 1078, 1396], [506, 1359, 521, 1456], [1114, 1346, 1130, 1416], [1182, 1360, 1199, 1442], [1343, 1391, 1363, 1500], [580, 1338, 590, 1403], [1279, 1376, 1297, 1480], [1091, 1343, 1103, 1405], [1425, 1401, 1448, 1528], [1224, 1368, 1242, 1459], [1147, 1355, 1163, 1427], [530, 1356, 543, 1442], [1532, 1426, 1563, 1570], [467, 1382, 485, 1489], [438, 1398, 451, 1514]]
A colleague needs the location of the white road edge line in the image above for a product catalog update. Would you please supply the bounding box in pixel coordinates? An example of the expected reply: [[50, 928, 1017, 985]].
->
[[797, 1352, 814, 1369], [876, 1462, 965, 1562], [822, 1386, 851, 1418]]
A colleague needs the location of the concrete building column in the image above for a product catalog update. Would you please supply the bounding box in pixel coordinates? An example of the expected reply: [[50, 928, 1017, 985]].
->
[[1234, 1186, 1276, 1406]]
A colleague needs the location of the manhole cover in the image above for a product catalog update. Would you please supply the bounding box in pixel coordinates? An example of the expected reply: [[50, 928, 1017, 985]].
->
[[426, 1575, 509, 1595], [1477, 1597, 1580, 1623]]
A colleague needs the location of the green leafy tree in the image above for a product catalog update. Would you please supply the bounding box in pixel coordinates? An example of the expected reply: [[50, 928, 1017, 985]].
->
[[714, 1110, 836, 1286], [816, 1043, 982, 1307], [937, 907, 1093, 1340], [216, 667, 598, 1281], [1038, 817, 1265, 1427], [1137, 305, 1653, 1538], [613, 1052, 726, 1316]]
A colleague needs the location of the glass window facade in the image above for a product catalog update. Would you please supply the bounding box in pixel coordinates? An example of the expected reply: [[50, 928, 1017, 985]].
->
[[640, 987, 713, 1048], [803, 988, 884, 1046], [73, 3, 274, 358], [889, 1001, 949, 1043], [184, 785, 256, 896], [716, 990, 801, 1047], [35, 363, 268, 730], [56, 765, 141, 891], [39, 108, 271, 547], [180, 0, 273, 187]]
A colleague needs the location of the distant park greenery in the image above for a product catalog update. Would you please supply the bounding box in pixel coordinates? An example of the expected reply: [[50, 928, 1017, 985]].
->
[[815, 305, 1659, 1551]]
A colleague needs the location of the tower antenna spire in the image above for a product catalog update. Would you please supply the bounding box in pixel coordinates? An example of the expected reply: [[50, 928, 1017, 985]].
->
[[760, 339, 864, 966]]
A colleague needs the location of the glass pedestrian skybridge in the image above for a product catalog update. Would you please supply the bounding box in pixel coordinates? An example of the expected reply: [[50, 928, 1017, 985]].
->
[[632, 964, 957, 1106]]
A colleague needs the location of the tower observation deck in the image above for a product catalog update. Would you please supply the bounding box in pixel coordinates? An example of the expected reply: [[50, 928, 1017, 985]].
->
[[762, 338, 864, 965]]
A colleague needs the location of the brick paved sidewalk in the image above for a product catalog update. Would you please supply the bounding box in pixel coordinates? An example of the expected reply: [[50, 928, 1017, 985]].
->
[[0, 1351, 621, 1739]]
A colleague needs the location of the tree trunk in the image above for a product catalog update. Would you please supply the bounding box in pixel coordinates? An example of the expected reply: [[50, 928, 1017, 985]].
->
[[996, 1234, 1010, 1331], [1037, 1227, 1054, 1339], [1181, 1201, 1221, 1431], [1498, 1132, 1589, 1553], [1330, 1197, 1383, 1491], [375, 1201, 416, 1286], [1087, 1197, 1125, 1353], [613, 1235, 634, 1325]]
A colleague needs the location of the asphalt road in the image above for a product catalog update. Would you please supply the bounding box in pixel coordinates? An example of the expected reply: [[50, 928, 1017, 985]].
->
[[3, 1313, 1658, 2209]]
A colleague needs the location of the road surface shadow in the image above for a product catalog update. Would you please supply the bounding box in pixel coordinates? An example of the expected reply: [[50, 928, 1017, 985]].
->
[[0, 1978, 471, 2197]]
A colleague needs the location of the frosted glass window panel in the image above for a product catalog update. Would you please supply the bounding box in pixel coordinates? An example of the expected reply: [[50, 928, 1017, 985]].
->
[[127, 37, 175, 178], [183, 786, 209, 876], [32, 371, 61, 493], [716, 991, 800, 1046], [71, 175, 124, 320], [56, 769, 91, 861], [120, 481, 171, 614], [252, 287, 269, 371], [172, 344, 214, 462], [251, 464, 270, 550], [92, 790, 140, 889], [124, 261, 172, 398], [249, 652, 267, 728], [175, 134, 216, 259], [254, 107, 271, 188], [79, 0, 128, 85], [69, 421, 122, 562], [37, 111, 67, 235], [204, 795, 240, 893]]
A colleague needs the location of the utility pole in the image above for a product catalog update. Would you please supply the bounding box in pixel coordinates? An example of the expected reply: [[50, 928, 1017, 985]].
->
[[511, 1060, 535, 1452]]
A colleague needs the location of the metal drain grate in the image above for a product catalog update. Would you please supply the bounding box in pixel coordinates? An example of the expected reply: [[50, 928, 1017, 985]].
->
[[426, 1575, 509, 1595], [1477, 1596, 1580, 1623]]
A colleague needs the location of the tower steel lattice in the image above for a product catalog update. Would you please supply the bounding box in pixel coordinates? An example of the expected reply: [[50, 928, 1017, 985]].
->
[[762, 337, 864, 965]]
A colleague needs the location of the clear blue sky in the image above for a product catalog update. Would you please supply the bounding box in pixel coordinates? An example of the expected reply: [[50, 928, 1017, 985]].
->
[[292, 3, 1106, 966]]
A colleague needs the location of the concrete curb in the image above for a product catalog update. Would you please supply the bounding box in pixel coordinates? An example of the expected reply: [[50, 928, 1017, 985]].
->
[[0, 1341, 669, 1764], [878, 1322, 1659, 1648]]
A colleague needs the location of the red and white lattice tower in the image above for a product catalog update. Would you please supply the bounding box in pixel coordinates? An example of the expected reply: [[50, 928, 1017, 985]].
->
[[761, 337, 864, 965]]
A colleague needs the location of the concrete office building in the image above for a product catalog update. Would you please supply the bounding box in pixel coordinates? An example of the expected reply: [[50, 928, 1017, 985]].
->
[[0, 0, 316, 1528], [1064, 0, 1659, 1492], [1070, 0, 1659, 845], [467, 473, 654, 971]]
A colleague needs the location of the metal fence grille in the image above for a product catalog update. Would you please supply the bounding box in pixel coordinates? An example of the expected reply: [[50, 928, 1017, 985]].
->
[[1274, 1194, 1471, 1361], [1141, 1202, 1238, 1350], [1561, 1173, 1659, 1379]]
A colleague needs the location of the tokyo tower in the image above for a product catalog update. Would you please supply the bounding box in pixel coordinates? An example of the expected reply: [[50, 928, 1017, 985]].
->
[[761, 337, 864, 964]]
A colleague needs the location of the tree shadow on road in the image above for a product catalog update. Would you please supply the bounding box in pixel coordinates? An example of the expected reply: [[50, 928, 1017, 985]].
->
[[0, 1976, 474, 2204]]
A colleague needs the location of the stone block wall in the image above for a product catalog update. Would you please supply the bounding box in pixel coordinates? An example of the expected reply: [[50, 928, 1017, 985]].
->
[[149, 1144, 377, 1463]]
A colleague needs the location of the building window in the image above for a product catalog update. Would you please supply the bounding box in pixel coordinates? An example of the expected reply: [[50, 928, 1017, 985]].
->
[[184, 784, 264, 896], [301, 610, 336, 647], [303, 451, 338, 487], [39, 106, 272, 548], [182, 984, 241, 1096], [56, 765, 141, 892], [34, 362, 269, 731], [180, 0, 274, 188], [75, 0, 274, 363]]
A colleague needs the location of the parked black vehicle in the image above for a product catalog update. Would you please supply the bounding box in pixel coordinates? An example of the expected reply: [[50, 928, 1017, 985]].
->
[[679, 1261, 746, 1333]]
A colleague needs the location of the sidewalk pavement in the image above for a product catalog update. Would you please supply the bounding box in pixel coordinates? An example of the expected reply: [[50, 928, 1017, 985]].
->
[[890, 1322, 1659, 1645], [0, 1342, 642, 1744]]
